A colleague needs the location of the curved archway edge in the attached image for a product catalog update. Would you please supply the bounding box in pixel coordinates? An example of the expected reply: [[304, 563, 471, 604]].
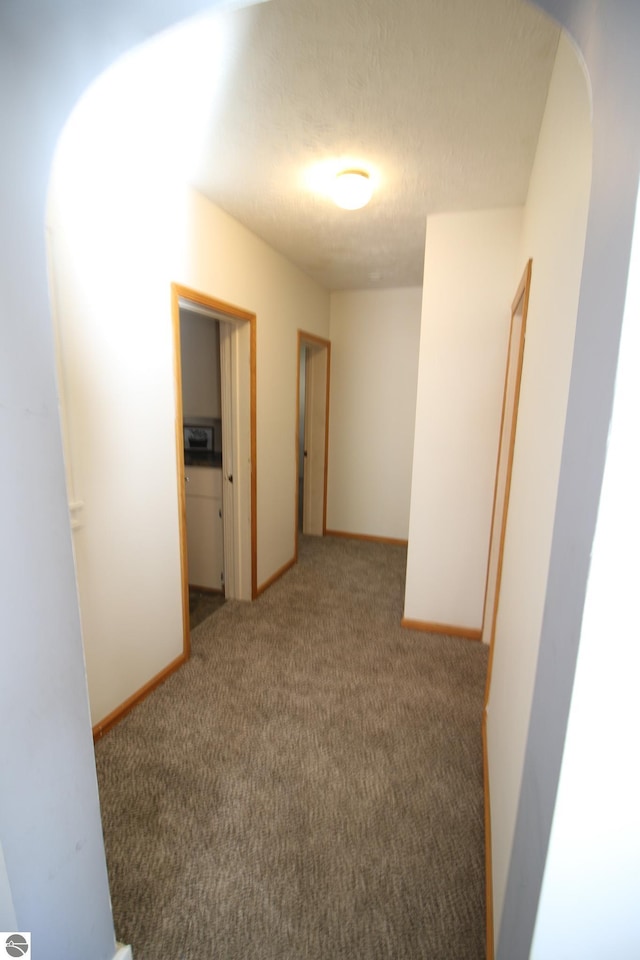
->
[[2, 2, 640, 957], [495, 3, 640, 958]]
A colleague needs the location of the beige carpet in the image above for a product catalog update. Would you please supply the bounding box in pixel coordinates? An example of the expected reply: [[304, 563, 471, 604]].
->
[[95, 535, 488, 959]]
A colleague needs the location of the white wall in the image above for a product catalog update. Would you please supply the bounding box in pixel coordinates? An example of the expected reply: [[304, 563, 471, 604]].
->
[[0, 1, 223, 955], [180, 309, 221, 419], [403, 209, 523, 629], [531, 171, 640, 960], [487, 33, 592, 941], [326, 287, 422, 540], [499, 3, 640, 955], [0, 841, 16, 931], [3, 2, 640, 957], [49, 43, 329, 727]]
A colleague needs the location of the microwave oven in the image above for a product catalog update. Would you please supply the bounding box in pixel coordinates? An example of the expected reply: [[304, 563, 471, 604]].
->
[[183, 418, 221, 464]]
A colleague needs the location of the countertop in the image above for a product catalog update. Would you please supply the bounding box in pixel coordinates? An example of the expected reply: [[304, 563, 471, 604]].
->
[[184, 452, 223, 468]]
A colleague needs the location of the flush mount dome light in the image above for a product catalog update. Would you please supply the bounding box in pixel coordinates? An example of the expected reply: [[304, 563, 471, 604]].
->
[[332, 170, 372, 210]]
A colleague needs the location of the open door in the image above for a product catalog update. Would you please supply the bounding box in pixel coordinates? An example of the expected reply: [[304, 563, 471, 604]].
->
[[482, 260, 532, 656], [172, 284, 257, 655], [296, 332, 330, 552]]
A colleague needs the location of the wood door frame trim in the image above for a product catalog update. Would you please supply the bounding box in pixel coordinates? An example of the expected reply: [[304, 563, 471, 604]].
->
[[93, 653, 187, 741], [481, 259, 532, 960], [400, 617, 482, 641], [172, 286, 191, 659], [482, 259, 532, 699], [256, 555, 297, 596], [294, 330, 331, 561], [327, 529, 408, 548], [172, 284, 258, 656]]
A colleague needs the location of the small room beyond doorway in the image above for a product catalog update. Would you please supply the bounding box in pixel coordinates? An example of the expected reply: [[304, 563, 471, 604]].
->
[[296, 332, 331, 544], [179, 305, 226, 627]]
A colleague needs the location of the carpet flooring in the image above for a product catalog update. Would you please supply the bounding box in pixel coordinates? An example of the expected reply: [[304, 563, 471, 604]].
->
[[95, 535, 488, 960]]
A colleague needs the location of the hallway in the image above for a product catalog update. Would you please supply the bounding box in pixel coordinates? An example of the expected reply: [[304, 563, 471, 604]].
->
[[95, 536, 487, 959]]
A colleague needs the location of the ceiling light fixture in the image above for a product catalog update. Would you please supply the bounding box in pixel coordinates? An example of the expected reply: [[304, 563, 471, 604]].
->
[[332, 170, 372, 210]]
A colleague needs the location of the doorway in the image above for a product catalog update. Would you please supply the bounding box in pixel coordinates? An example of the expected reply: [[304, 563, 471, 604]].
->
[[172, 284, 257, 655], [482, 260, 532, 658], [295, 331, 331, 556]]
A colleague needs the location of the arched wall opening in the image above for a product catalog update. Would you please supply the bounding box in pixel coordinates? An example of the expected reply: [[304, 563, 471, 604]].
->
[[477, 29, 593, 955], [47, 0, 586, 737], [48, 11, 594, 959], [496, 4, 640, 957], [0, 2, 242, 954], [5, 2, 640, 958]]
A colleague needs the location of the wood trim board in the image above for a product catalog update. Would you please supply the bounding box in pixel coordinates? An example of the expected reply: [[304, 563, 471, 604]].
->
[[92, 653, 187, 741], [256, 555, 296, 596], [325, 529, 408, 548], [295, 330, 331, 557], [481, 260, 533, 960], [482, 260, 532, 668], [322, 340, 331, 536], [400, 618, 482, 641], [171, 286, 191, 659]]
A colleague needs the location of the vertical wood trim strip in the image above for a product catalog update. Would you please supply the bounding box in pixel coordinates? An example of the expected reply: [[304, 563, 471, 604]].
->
[[482, 260, 532, 960], [297, 331, 332, 541], [483, 259, 532, 706], [480, 312, 515, 640], [294, 330, 302, 562], [250, 312, 258, 599], [171, 283, 190, 660], [323, 339, 331, 535]]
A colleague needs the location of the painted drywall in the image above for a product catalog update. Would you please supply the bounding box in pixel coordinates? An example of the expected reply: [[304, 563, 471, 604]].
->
[[531, 165, 640, 960], [484, 32, 592, 945], [180, 309, 222, 419], [403, 209, 522, 628], [326, 287, 422, 540], [3, 2, 640, 958], [0, 1, 227, 955], [48, 36, 329, 727], [498, 2, 640, 956]]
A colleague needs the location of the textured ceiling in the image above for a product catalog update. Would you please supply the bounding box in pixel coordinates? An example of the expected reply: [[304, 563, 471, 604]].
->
[[191, 0, 560, 290]]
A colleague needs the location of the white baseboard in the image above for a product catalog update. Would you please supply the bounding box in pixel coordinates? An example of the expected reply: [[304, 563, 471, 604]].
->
[[114, 944, 133, 960]]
